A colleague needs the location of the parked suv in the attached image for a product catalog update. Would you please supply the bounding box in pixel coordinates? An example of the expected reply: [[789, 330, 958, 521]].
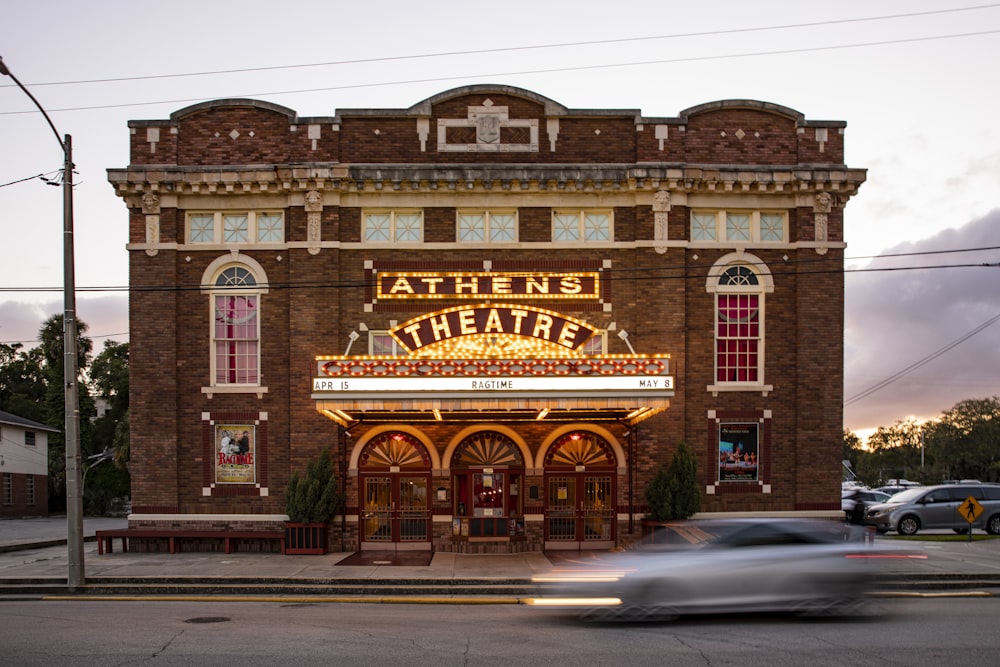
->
[[865, 483, 1000, 535]]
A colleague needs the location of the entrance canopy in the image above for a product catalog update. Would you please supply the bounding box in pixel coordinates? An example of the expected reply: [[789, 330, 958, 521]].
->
[[313, 355, 673, 426]]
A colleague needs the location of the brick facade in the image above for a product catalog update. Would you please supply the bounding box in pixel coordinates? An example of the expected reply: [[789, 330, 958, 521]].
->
[[109, 85, 865, 551]]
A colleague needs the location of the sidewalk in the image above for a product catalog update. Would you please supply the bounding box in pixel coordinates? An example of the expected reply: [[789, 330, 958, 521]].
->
[[2, 516, 999, 598], [0, 516, 552, 598]]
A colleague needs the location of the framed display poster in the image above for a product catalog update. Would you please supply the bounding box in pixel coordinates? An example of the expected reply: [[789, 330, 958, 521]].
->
[[719, 422, 759, 482], [215, 424, 256, 484]]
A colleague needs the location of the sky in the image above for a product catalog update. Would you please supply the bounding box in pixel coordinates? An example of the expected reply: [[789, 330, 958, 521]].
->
[[1, 1, 998, 439]]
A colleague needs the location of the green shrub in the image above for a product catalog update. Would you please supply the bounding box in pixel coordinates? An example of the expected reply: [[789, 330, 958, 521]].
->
[[645, 441, 700, 521], [285, 448, 344, 524]]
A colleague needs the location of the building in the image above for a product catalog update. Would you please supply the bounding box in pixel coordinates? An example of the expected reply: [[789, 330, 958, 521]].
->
[[0, 410, 54, 517], [108, 85, 865, 552]]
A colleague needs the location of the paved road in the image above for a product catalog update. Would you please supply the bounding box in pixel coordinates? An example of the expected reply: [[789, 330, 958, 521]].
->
[[2, 516, 999, 598]]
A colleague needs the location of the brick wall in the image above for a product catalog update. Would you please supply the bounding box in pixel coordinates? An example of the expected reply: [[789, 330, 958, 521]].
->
[[116, 85, 863, 544]]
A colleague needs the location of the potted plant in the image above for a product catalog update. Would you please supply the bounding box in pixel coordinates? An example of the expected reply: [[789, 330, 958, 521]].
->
[[643, 442, 701, 542], [283, 448, 343, 554]]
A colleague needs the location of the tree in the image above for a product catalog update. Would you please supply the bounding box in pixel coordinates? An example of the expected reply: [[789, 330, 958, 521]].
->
[[865, 419, 926, 484], [88, 340, 129, 468], [843, 429, 880, 488], [923, 397, 1000, 483], [0, 316, 130, 514], [0, 342, 47, 422], [37, 314, 95, 511], [84, 341, 131, 514]]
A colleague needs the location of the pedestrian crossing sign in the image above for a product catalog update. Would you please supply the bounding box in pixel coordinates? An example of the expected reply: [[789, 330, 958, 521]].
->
[[960, 496, 984, 523]]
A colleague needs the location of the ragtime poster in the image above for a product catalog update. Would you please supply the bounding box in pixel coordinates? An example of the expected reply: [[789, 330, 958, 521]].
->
[[215, 424, 255, 484], [719, 423, 759, 482]]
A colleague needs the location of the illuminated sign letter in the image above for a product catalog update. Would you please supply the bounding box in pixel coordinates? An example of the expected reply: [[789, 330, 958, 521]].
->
[[560, 276, 582, 294], [422, 277, 445, 293], [532, 314, 554, 340], [429, 314, 452, 341], [557, 322, 581, 348], [458, 309, 477, 335], [389, 277, 415, 294], [492, 276, 513, 294], [509, 309, 529, 334], [454, 277, 478, 294], [484, 309, 504, 333], [402, 323, 425, 347], [526, 277, 549, 294]]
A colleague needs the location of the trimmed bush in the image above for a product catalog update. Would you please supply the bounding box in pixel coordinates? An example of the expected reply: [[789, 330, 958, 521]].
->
[[645, 441, 700, 521], [285, 448, 343, 524]]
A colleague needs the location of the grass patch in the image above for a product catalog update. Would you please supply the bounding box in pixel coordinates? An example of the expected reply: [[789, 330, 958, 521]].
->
[[883, 533, 1000, 542]]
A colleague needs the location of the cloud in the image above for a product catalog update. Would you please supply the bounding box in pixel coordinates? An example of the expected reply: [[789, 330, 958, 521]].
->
[[844, 209, 1000, 432]]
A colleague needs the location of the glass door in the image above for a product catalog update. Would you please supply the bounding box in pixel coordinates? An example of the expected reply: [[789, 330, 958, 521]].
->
[[545, 474, 614, 546], [362, 475, 429, 544], [363, 476, 392, 542], [546, 476, 577, 542], [398, 476, 428, 542]]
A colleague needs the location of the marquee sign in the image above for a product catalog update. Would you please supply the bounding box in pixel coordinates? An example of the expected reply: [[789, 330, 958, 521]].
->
[[376, 271, 600, 301], [313, 356, 674, 396], [389, 303, 598, 354]]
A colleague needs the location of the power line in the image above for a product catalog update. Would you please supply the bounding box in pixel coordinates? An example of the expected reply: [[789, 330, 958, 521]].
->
[[3, 30, 1000, 116], [0, 170, 61, 188], [5, 4, 998, 89], [0, 248, 996, 296], [844, 311, 1000, 406]]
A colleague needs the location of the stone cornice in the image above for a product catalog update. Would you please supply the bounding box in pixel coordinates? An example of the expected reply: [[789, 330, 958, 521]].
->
[[108, 163, 866, 199]]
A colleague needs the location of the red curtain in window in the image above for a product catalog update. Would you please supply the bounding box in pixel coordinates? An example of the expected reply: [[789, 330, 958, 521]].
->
[[716, 294, 759, 382], [214, 295, 259, 384]]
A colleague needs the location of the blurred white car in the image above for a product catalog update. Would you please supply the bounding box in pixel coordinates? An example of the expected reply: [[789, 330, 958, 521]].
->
[[532, 519, 900, 621]]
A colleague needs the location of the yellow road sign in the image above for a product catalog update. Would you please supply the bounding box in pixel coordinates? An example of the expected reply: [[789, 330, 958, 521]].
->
[[960, 496, 984, 523]]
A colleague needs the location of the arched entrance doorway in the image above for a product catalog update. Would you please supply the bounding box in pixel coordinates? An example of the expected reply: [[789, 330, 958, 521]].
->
[[358, 431, 432, 550], [451, 430, 526, 543], [544, 430, 617, 550]]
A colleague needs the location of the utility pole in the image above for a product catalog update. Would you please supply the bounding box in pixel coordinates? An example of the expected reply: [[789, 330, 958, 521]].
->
[[0, 56, 84, 588]]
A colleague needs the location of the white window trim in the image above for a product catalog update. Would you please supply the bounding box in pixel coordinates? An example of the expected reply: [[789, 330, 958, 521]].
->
[[456, 210, 519, 243], [210, 287, 262, 388], [690, 210, 787, 244], [200, 256, 270, 396], [551, 210, 613, 243], [362, 210, 424, 243], [705, 253, 774, 396], [187, 211, 285, 245]]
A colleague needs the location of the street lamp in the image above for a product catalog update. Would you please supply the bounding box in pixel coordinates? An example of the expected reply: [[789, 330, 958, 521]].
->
[[0, 56, 84, 588]]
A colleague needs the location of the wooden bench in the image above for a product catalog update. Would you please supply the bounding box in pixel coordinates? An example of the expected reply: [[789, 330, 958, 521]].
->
[[96, 528, 285, 555]]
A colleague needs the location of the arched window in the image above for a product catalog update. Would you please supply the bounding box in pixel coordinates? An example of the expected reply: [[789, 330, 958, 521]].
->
[[707, 254, 773, 387], [212, 265, 260, 385]]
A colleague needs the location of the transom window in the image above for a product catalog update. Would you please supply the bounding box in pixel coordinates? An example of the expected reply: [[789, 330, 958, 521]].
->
[[553, 210, 612, 242], [457, 210, 518, 243], [188, 212, 284, 244], [363, 210, 423, 242], [691, 211, 786, 243], [212, 266, 260, 386]]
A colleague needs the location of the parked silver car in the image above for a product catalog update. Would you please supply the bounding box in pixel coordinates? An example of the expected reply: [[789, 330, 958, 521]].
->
[[865, 483, 1000, 535]]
